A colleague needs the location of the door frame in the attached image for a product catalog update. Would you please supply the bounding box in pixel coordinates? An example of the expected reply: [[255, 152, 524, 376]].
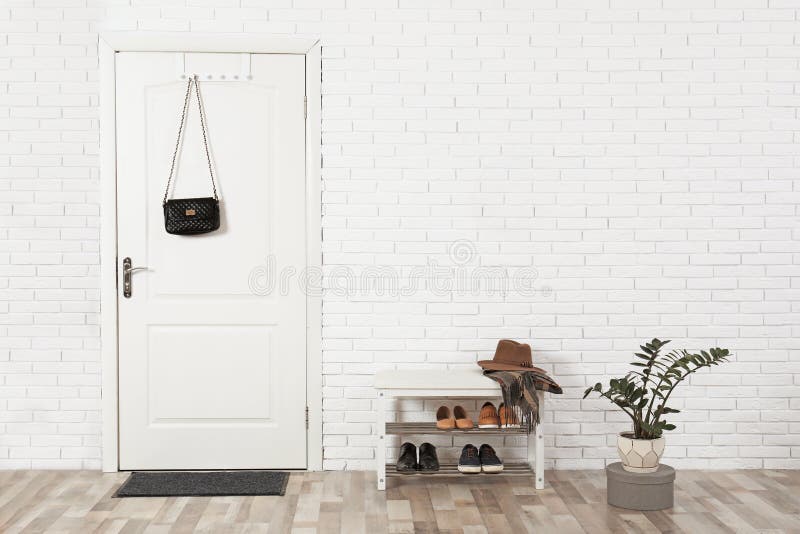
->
[[98, 32, 323, 472]]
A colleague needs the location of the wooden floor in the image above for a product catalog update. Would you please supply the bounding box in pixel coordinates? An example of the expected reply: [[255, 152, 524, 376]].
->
[[1, 469, 799, 533]]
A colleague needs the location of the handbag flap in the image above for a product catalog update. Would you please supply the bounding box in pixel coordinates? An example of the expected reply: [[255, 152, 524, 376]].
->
[[165, 197, 218, 221]]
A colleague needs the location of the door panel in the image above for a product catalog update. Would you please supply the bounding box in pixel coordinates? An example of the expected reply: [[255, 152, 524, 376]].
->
[[116, 52, 307, 470], [147, 325, 272, 422]]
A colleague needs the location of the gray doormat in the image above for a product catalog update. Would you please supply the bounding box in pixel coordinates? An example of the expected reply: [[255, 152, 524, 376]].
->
[[114, 471, 290, 497]]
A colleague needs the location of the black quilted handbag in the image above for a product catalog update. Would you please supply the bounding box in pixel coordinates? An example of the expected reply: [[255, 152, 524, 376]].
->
[[162, 75, 220, 235], [163, 197, 219, 235]]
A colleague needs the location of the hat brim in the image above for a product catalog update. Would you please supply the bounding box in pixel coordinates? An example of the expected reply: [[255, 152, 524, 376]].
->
[[477, 360, 547, 373]]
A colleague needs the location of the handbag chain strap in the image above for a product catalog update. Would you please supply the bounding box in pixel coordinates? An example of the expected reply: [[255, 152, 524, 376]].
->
[[163, 75, 219, 205]]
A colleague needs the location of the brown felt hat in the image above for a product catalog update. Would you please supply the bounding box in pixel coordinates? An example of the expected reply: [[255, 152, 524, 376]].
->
[[477, 339, 546, 373]]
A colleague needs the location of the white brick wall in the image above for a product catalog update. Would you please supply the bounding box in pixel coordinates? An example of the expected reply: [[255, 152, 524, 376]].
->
[[2, 1, 799, 470]]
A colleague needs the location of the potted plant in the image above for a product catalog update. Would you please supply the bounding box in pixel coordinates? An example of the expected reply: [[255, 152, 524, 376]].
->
[[584, 339, 731, 473]]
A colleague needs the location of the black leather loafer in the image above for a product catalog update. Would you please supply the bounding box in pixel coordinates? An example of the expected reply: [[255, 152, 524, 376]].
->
[[418, 442, 439, 472], [396, 442, 418, 473]]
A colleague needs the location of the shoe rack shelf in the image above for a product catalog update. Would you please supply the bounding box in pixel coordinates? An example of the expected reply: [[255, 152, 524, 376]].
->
[[385, 422, 528, 436], [374, 369, 545, 491], [386, 463, 533, 477]]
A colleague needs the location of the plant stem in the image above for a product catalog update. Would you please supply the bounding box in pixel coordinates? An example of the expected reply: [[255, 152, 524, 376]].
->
[[653, 365, 700, 428], [643, 349, 683, 428]]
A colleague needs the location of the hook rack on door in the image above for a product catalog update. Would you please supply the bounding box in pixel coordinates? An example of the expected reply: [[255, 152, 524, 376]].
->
[[176, 53, 252, 81]]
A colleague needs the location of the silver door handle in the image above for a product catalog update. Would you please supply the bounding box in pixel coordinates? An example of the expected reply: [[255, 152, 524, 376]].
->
[[122, 257, 147, 298]]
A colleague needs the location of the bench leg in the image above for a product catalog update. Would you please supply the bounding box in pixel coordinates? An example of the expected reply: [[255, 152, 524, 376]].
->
[[376, 391, 386, 491], [528, 391, 545, 490]]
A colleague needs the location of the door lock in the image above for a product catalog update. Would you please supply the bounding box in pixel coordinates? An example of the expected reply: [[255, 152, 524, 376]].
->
[[122, 257, 148, 298]]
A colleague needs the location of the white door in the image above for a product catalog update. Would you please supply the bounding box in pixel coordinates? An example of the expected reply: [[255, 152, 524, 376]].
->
[[116, 52, 307, 470]]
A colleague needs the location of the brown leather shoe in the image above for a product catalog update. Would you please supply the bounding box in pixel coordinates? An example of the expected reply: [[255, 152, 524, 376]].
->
[[453, 405, 474, 429], [498, 403, 520, 428], [436, 406, 455, 430], [478, 402, 500, 428]]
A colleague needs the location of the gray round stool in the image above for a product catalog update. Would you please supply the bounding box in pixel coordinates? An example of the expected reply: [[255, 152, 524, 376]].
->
[[606, 462, 675, 511]]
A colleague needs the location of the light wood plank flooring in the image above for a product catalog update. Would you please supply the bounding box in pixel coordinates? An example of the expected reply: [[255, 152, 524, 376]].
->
[[1, 469, 799, 533]]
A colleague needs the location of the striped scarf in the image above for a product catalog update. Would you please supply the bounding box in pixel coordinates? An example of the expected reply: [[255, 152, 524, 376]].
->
[[483, 370, 562, 431]]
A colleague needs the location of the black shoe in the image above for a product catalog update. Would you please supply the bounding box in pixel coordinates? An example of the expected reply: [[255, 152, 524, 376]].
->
[[418, 442, 439, 472], [479, 444, 504, 473], [457, 444, 481, 474], [396, 442, 418, 473]]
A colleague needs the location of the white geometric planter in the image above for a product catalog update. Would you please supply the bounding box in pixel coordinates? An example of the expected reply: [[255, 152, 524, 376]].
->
[[617, 433, 665, 473]]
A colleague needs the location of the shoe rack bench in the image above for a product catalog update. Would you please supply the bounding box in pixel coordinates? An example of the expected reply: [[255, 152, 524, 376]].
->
[[374, 369, 545, 491]]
